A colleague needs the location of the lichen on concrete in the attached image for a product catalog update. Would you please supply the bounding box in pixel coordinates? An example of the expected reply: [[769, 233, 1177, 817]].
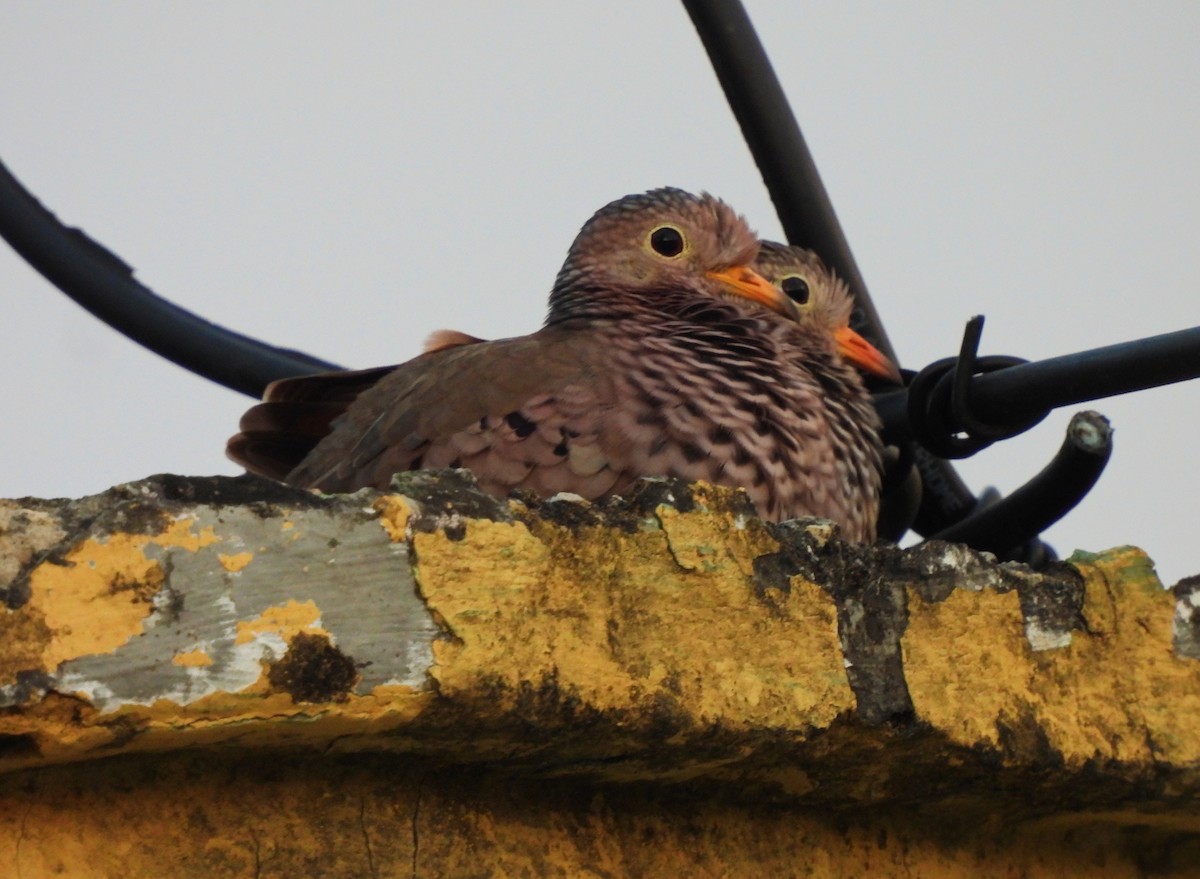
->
[[0, 475, 441, 766], [0, 471, 1197, 878]]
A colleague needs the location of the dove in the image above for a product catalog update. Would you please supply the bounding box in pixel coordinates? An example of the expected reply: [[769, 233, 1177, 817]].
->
[[229, 188, 892, 540], [754, 240, 900, 384]]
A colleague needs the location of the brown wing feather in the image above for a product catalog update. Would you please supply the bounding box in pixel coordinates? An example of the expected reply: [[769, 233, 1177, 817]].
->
[[264, 365, 403, 404], [283, 328, 617, 494], [225, 431, 325, 482], [226, 350, 490, 481], [227, 366, 403, 478]]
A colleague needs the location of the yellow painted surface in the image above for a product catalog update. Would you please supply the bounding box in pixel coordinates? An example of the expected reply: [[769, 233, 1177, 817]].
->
[[415, 510, 852, 733], [902, 585, 1029, 750], [217, 551, 254, 572], [171, 648, 214, 667], [2, 516, 224, 685], [5, 491, 1194, 781], [0, 751, 1196, 879], [373, 494, 412, 542], [1057, 547, 1200, 765], [905, 546, 1200, 766], [27, 533, 164, 672], [2, 482, 1199, 878], [234, 598, 324, 645]]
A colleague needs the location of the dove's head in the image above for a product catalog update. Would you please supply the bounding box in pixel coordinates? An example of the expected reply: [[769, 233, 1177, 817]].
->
[[754, 241, 901, 383], [547, 188, 798, 324]]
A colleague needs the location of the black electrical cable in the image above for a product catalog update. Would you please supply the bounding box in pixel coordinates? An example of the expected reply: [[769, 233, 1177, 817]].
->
[[969, 327, 1200, 424], [932, 410, 1113, 558], [681, 0, 894, 360], [0, 157, 341, 397], [873, 325, 1200, 448]]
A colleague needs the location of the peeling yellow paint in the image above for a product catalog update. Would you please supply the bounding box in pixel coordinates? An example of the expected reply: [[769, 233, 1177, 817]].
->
[[0, 681, 437, 774], [903, 585, 1028, 751], [27, 535, 164, 673], [18, 517, 223, 675], [172, 649, 213, 668], [415, 508, 851, 731], [216, 552, 253, 573], [234, 599, 324, 645], [654, 491, 771, 581], [372, 494, 411, 542], [3, 483, 1198, 878], [904, 548, 1200, 766], [151, 517, 221, 552], [1054, 547, 1200, 765]]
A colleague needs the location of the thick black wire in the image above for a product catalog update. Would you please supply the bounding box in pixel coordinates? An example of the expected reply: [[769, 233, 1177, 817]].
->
[[681, 0, 979, 538], [872, 325, 1200, 446], [0, 157, 341, 397], [681, 0, 895, 360], [971, 326, 1200, 422], [932, 411, 1113, 558]]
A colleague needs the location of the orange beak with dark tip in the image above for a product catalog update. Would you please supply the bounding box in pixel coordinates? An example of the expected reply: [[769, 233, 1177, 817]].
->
[[706, 265, 802, 322], [834, 326, 904, 384]]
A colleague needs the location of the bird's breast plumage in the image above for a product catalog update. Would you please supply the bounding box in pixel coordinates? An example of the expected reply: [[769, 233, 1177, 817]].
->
[[589, 306, 882, 541]]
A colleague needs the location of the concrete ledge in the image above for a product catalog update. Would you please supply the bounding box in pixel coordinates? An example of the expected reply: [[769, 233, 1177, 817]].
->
[[1, 472, 1197, 877]]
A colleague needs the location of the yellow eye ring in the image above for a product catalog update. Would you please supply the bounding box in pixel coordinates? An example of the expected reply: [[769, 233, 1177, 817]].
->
[[779, 274, 810, 305], [647, 224, 687, 258]]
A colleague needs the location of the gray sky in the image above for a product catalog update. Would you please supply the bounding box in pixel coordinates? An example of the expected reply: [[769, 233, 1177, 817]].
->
[[3, 3, 1197, 584]]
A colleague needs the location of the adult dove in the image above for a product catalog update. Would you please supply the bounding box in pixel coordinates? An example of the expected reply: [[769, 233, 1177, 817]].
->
[[228, 189, 894, 540]]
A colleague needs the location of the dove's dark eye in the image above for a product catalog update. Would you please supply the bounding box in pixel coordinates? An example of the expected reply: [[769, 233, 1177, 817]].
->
[[781, 275, 810, 305], [649, 225, 686, 257]]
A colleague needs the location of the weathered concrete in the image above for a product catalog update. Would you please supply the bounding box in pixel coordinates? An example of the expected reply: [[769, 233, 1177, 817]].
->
[[0, 471, 1197, 877]]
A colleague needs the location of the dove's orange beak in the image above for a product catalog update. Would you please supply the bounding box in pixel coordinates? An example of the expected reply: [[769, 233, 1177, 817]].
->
[[706, 265, 802, 322], [835, 326, 903, 384]]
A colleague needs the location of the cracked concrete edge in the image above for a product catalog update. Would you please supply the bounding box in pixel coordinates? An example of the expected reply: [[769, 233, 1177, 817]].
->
[[0, 471, 1196, 791], [5, 750, 1200, 879], [9, 749, 1200, 879]]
